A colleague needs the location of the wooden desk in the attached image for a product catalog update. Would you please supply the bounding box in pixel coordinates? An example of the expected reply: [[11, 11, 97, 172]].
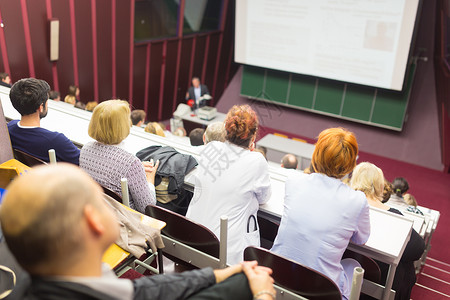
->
[[256, 134, 315, 169], [179, 110, 227, 127]]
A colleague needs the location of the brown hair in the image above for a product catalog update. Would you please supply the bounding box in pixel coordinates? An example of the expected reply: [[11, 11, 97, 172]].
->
[[85, 101, 98, 112], [404, 193, 417, 207], [130, 109, 146, 125], [224, 105, 259, 148], [382, 179, 393, 203], [68, 85, 78, 96], [311, 127, 358, 178]]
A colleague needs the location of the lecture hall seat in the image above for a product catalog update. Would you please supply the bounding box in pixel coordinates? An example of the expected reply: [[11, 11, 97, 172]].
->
[[244, 246, 342, 300], [13, 148, 46, 167], [102, 185, 123, 204], [257, 215, 279, 250], [145, 204, 221, 271]]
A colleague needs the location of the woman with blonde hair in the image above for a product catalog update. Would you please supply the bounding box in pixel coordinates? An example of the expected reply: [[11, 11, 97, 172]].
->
[[64, 85, 79, 105], [80, 100, 158, 213], [186, 104, 271, 265], [145, 122, 165, 137], [271, 127, 370, 300], [350, 162, 424, 300]]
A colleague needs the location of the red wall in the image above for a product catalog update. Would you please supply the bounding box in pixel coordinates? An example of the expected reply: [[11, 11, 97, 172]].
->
[[0, 0, 237, 121]]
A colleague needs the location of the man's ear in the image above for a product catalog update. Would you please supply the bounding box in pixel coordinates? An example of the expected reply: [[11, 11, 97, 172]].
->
[[203, 133, 206, 144], [39, 103, 44, 113], [84, 204, 105, 236]]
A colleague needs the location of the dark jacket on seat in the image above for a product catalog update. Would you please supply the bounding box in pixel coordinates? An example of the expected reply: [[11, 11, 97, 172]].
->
[[136, 146, 197, 195]]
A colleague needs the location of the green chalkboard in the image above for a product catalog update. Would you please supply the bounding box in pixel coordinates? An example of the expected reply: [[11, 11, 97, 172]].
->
[[240, 64, 417, 131]]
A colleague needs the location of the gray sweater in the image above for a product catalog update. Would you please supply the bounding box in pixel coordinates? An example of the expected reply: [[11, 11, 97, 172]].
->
[[80, 141, 156, 213]]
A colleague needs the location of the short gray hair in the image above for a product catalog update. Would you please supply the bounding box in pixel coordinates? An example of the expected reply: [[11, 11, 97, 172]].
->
[[204, 122, 226, 144]]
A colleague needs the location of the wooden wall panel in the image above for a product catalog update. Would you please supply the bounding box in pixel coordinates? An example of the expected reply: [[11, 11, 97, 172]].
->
[[132, 45, 147, 110], [161, 40, 178, 120], [192, 36, 206, 82], [51, 0, 74, 95], [0, 0, 29, 81], [115, 0, 131, 101], [147, 42, 163, 121], [177, 37, 193, 105], [205, 33, 219, 94], [74, 0, 94, 102], [26, 0, 53, 86], [0, 0, 236, 123], [96, 0, 113, 102]]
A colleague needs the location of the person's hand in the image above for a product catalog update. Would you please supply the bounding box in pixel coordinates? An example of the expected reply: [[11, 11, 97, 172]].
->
[[142, 159, 159, 185], [213, 264, 242, 283], [242, 261, 276, 300]]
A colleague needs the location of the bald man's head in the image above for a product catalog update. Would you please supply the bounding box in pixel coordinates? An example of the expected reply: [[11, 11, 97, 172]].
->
[[0, 164, 118, 275], [281, 154, 298, 170]]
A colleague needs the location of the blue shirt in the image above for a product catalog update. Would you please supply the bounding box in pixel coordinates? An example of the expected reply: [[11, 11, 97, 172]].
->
[[194, 87, 201, 100], [8, 120, 80, 165], [271, 172, 370, 299]]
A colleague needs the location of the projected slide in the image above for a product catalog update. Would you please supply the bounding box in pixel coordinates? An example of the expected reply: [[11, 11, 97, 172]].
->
[[235, 0, 419, 91]]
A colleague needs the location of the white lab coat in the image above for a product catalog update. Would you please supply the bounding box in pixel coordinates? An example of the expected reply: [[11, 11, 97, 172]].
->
[[186, 141, 272, 264]]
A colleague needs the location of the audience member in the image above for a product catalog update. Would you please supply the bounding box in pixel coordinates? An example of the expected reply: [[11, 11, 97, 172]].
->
[[386, 177, 411, 208], [85, 101, 98, 112], [74, 101, 86, 110], [131, 109, 146, 127], [403, 193, 424, 215], [186, 105, 272, 265], [189, 128, 205, 146], [173, 127, 187, 137], [203, 121, 226, 144], [281, 154, 298, 169], [382, 179, 393, 203], [145, 122, 165, 137], [0, 72, 11, 87], [49, 90, 60, 101], [185, 77, 210, 108], [0, 164, 276, 300], [64, 85, 79, 105], [404, 193, 417, 207], [303, 163, 313, 174], [158, 122, 167, 131], [80, 100, 158, 213], [350, 162, 425, 300], [7, 78, 80, 165], [254, 146, 267, 161], [271, 127, 370, 300]]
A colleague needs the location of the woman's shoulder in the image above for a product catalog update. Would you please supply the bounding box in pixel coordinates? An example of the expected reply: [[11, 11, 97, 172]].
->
[[83, 141, 137, 160]]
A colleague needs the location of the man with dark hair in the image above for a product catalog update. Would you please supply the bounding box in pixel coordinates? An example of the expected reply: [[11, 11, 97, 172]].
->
[[0, 164, 276, 300], [49, 90, 61, 101], [7, 78, 80, 165], [189, 128, 205, 146], [281, 154, 298, 170], [131, 109, 146, 127], [0, 72, 11, 87], [185, 77, 210, 108]]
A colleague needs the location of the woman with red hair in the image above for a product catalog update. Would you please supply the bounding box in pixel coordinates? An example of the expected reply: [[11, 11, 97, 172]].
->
[[186, 105, 271, 264], [271, 127, 370, 300]]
